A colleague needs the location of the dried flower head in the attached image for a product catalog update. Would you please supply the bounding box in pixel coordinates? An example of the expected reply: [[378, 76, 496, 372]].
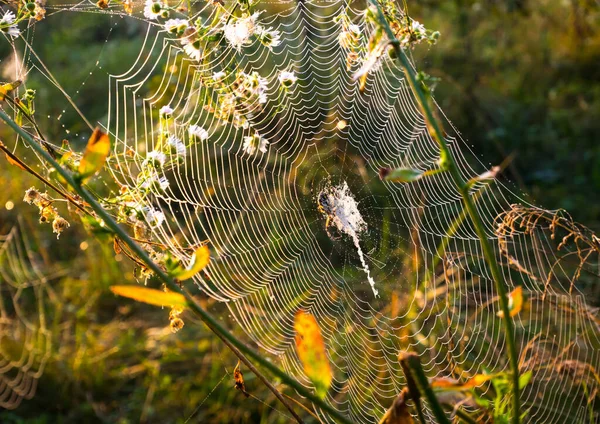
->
[[52, 216, 70, 238], [23, 187, 40, 204]]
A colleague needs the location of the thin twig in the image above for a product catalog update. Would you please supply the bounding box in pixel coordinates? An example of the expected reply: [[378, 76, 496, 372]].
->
[[0, 141, 89, 215]]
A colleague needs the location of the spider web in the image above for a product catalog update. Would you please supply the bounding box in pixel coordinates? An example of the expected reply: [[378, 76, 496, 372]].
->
[[3, 0, 599, 422], [0, 222, 53, 410]]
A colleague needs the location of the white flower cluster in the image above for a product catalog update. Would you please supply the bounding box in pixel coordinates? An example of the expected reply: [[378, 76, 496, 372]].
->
[[223, 12, 281, 51]]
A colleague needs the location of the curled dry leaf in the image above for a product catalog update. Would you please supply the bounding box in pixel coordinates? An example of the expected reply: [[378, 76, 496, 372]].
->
[[233, 360, 249, 397], [175, 245, 210, 281], [294, 310, 332, 399], [497, 286, 523, 318]]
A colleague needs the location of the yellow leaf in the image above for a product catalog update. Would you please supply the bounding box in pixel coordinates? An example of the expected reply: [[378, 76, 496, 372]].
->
[[0, 80, 22, 101], [78, 127, 110, 180], [110, 285, 187, 308], [497, 286, 523, 318], [176, 245, 210, 281], [294, 310, 332, 399]]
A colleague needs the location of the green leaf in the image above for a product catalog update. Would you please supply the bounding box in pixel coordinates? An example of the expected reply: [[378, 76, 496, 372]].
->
[[518, 370, 532, 390], [379, 167, 424, 183], [110, 285, 187, 308], [78, 128, 110, 181]]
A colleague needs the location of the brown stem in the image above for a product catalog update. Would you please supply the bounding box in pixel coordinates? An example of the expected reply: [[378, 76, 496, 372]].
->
[[0, 142, 89, 216]]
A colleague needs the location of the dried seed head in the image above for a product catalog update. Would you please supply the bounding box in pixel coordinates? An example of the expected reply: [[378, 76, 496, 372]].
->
[[39, 205, 58, 223], [52, 216, 70, 238], [23, 187, 40, 204], [169, 317, 184, 333]]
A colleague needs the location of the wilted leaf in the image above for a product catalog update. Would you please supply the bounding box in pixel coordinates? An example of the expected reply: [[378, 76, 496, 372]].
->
[[175, 245, 210, 281], [497, 286, 523, 318], [378, 388, 414, 424], [110, 285, 187, 308], [78, 127, 110, 180], [294, 310, 332, 399], [0, 80, 22, 101], [379, 167, 424, 183]]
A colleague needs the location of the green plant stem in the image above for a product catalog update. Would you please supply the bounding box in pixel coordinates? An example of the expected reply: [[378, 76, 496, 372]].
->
[[0, 109, 353, 424], [368, 2, 520, 423], [399, 352, 451, 424], [442, 405, 478, 424]]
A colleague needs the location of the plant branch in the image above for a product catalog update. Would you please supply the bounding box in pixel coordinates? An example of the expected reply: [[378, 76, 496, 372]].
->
[[0, 109, 352, 424], [368, 2, 521, 423], [0, 141, 89, 215], [399, 352, 451, 424]]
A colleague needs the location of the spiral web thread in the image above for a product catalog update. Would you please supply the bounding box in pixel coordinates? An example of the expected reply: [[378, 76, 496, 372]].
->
[[3, 0, 600, 422], [0, 222, 53, 410]]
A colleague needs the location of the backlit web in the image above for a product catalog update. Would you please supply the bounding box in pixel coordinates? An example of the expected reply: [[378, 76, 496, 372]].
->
[[4, 0, 600, 422], [0, 223, 53, 410]]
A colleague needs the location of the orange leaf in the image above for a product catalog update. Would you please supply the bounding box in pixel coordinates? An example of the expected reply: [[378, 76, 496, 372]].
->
[[497, 286, 523, 318], [78, 127, 110, 180], [431, 374, 495, 391], [4, 152, 26, 170], [110, 285, 187, 308], [294, 310, 332, 398]]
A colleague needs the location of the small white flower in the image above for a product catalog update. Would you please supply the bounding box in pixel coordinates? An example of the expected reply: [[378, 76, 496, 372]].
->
[[338, 23, 361, 49], [257, 26, 281, 50], [253, 73, 269, 104], [223, 12, 260, 51], [140, 172, 169, 192], [5, 25, 19, 38], [0, 11, 16, 25], [242, 132, 268, 155], [143, 0, 162, 20], [144, 150, 166, 168], [159, 105, 174, 117], [411, 20, 426, 36], [1, 11, 19, 38], [212, 71, 226, 82], [164, 18, 188, 35], [181, 38, 201, 61], [144, 207, 165, 228], [278, 71, 297, 88], [188, 125, 208, 141], [166, 134, 186, 156]]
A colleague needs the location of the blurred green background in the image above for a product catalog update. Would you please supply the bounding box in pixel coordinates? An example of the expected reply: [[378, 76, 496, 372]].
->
[[1, 1, 599, 422]]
